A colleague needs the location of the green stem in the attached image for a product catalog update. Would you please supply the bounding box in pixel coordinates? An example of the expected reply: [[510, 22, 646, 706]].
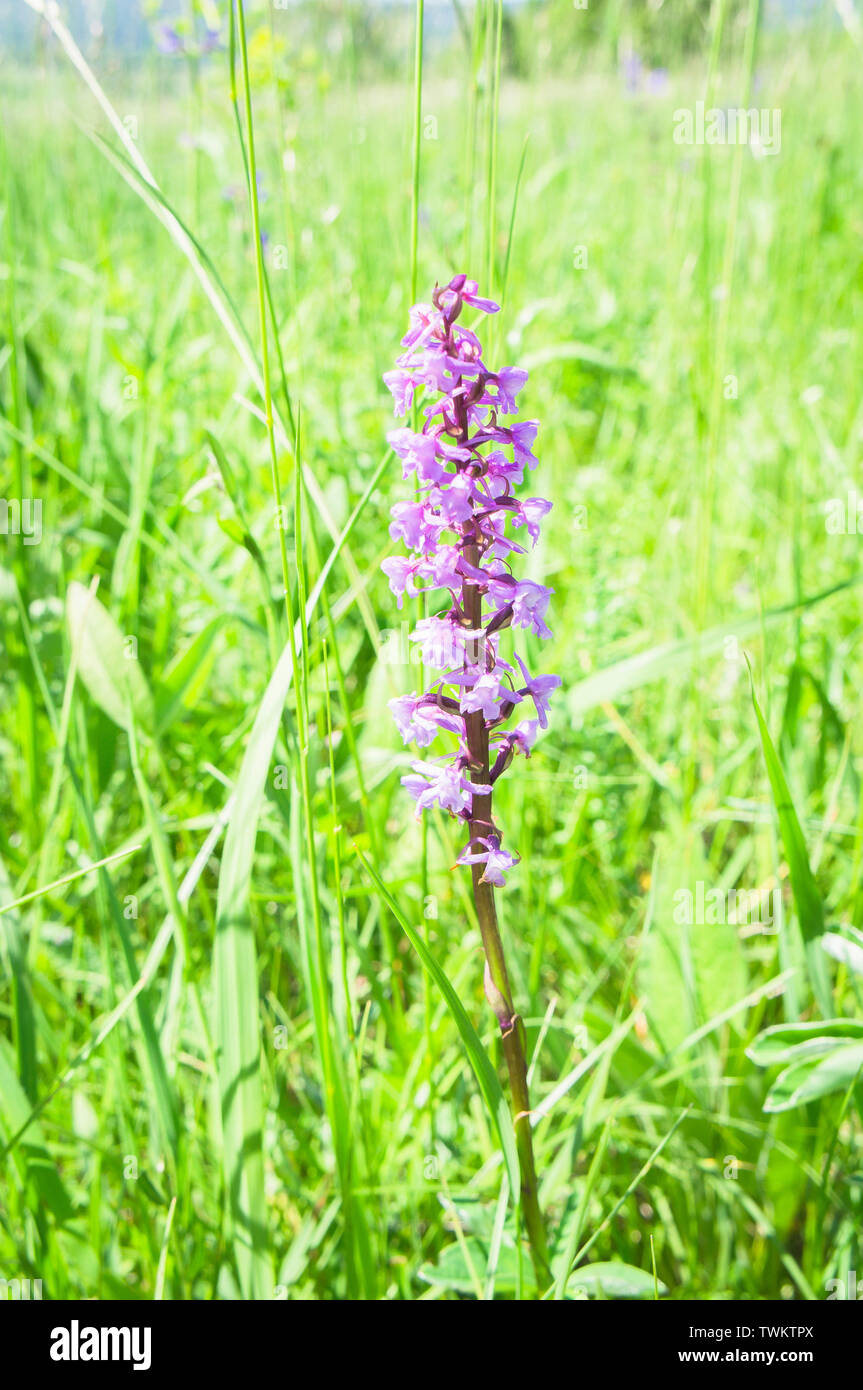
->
[[234, 0, 294, 642], [485, 0, 503, 296], [409, 0, 425, 305], [410, 0, 435, 1136]]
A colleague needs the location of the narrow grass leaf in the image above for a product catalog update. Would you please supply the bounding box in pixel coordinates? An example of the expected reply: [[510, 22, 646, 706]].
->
[[748, 669, 831, 1015], [213, 637, 299, 1298], [0, 1038, 73, 1223], [155, 615, 227, 734], [354, 845, 521, 1200], [568, 575, 863, 718]]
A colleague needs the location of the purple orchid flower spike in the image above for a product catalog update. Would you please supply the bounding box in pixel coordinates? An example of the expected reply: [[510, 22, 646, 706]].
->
[[382, 273, 557, 887], [380, 274, 557, 1285]]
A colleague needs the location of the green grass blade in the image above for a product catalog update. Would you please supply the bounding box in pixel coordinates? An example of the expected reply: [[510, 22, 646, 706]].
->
[[568, 574, 863, 718], [213, 640, 298, 1299], [748, 666, 832, 1016], [0, 855, 37, 1101], [0, 1038, 73, 1225], [354, 845, 521, 1200]]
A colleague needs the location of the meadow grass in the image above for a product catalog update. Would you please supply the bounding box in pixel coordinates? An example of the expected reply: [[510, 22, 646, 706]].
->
[[1, 4, 862, 1299]]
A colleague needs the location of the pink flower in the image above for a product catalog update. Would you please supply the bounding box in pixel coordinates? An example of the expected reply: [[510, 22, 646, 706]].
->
[[432, 473, 476, 525], [389, 500, 439, 552], [409, 616, 487, 669], [512, 497, 553, 545], [456, 277, 500, 314], [423, 546, 464, 591], [511, 580, 554, 640], [387, 428, 447, 484], [456, 835, 519, 886], [389, 694, 464, 748], [514, 654, 561, 729], [401, 302, 444, 350], [511, 719, 540, 753], [401, 762, 491, 818], [494, 367, 528, 414], [485, 449, 527, 486], [457, 671, 520, 722], [510, 420, 539, 469], [381, 555, 423, 605], [383, 369, 415, 417]]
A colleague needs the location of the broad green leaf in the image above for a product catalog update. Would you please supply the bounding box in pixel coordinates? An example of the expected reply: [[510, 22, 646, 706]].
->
[[763, 1043, 863, 1113], [567, 1261, 667, 1299], [419, 1238, 525, 1295], [747, 1019, 863, 1067], [66, 580, 155, 733]]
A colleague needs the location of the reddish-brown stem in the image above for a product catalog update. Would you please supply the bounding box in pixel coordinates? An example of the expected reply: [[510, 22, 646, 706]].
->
[[462, 554, 550, 1291]]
